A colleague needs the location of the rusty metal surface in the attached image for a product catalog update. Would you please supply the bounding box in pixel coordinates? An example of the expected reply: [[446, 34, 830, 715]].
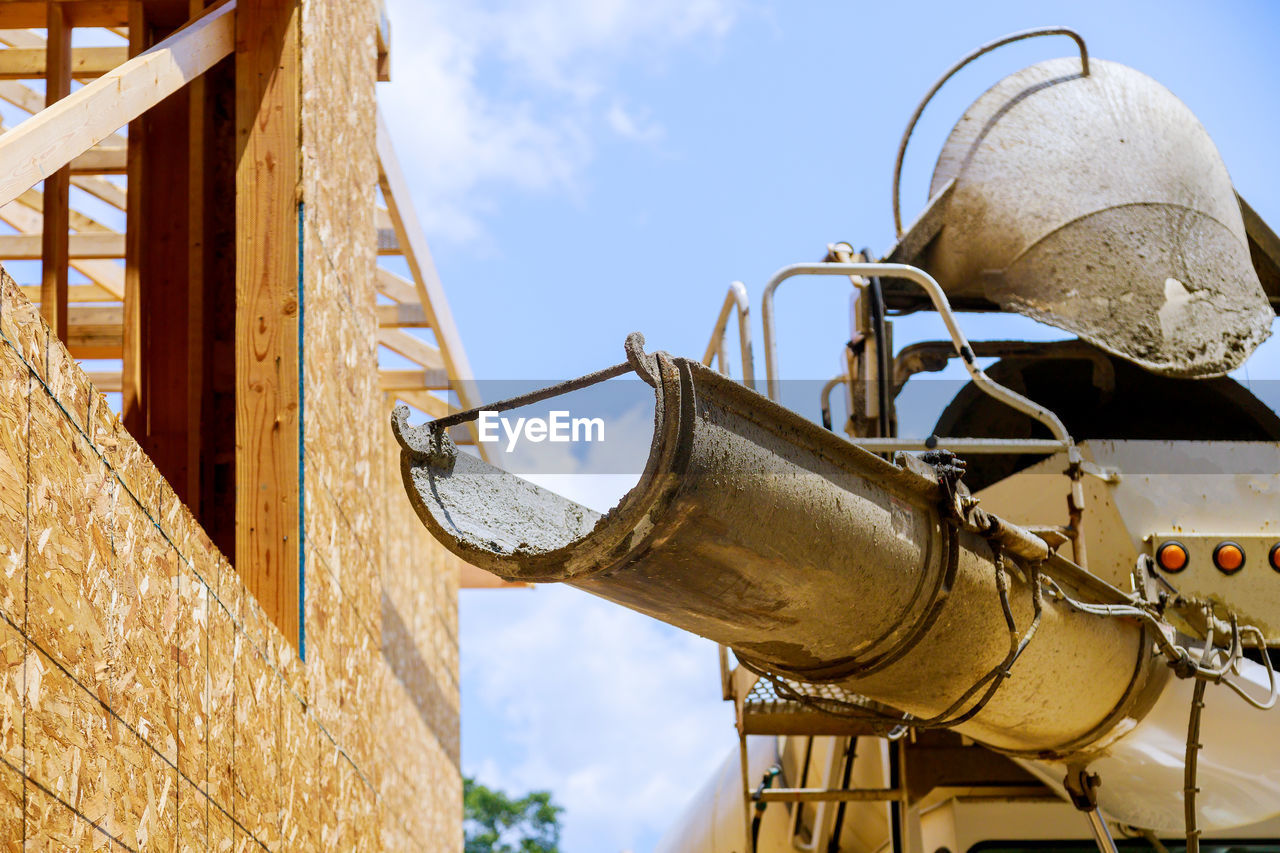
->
[[394, 345, 1163, 759], [914, 58, 1272, 377]]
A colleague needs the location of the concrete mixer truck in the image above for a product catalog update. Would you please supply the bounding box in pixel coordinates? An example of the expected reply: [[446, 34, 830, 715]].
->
[[392, 28, 1280, 853]]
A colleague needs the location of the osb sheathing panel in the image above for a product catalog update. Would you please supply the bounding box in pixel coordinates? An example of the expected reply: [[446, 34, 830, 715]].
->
[[0, 0, 467, 843], [1, 759, 21, 850]]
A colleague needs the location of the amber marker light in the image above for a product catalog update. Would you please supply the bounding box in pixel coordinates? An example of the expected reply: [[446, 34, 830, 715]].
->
[[1213, 541, 1245, 574], [1269, 543, 1280, 573], [1156, 541, 1189, 573]]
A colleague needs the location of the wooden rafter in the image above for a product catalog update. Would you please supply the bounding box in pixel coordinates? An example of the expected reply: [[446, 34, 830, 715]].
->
[[0, 190, 125, 297], [375, 108, 485, 456], [0, 0, 235, 209]]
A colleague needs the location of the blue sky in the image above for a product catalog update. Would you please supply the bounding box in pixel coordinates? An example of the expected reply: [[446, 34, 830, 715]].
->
[[379, 2, 1280, 850]]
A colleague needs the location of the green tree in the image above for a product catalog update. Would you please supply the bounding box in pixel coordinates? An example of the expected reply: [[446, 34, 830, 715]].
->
[[464, 777, 563, 853]]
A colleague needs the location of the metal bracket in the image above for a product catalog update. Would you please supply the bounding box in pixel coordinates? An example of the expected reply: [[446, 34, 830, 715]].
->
[[1079, 461, 1122, 484], [1064, 767, 1120, 853]]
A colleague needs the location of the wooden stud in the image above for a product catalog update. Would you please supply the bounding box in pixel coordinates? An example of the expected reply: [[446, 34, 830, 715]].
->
[[121, 0, 145, 428], [39, 3, 72, 341], [125, 0, 198, 502], [236, 0, 302, 647]]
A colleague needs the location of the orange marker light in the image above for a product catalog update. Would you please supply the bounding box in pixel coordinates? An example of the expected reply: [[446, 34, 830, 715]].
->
[[1269, 543, 1280, 573], [1156, 541, 1188, 573], [1213, 541, 1245, 574]]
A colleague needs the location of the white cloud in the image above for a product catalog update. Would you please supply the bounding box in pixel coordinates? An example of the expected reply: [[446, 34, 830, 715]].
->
[[381, 0, 737, 244], [607, 102, 665, 144], [464, 585, 734, 852], [462, 398, 734, 849]]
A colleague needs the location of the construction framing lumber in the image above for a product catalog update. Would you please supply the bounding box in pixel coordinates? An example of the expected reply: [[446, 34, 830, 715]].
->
[[0, 2, 130, 28], [376, 108, 482, 426], [236, 0, 302, 647], [377, 327, 445, 371], [0, 189, 125, 298], [379, 368, 451, 391], [18, 283, 114, 302], [0, 46, 129, 78], [0, 232, 125, 258], [0, 0, 235, 209], [376, 266, 417, 303], [376, 302, 428, 327], [72, 174, 127, 209], [39, 3, 72, 339]]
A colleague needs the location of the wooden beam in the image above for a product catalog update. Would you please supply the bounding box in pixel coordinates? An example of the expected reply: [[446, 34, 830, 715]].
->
[[0, 47, 129, 78], [376, 302, 427, 327], [376, 108, 483, 432], [0, 79, 131, 157], [40, 3, 72, 340], [0, 193, 126, 298], [121, 0, 145, 439], [125, 0, 202, 506], [86, 371, 122, 392], [66, 304, 123, 358], [0, 0, 235, 209], [377, 327, 444, 371], [72, 174, 127, 210], [379, 368, 450, 391], [17, 188, 115, 235], [236, 0, 301, 647], [0, 2, 130, 29], [0, 232, 125, 258], [69, 145, 128, 174], [376, 266, 417, 302], [392, 388, 453, 419], [19, 283, 114, 302]]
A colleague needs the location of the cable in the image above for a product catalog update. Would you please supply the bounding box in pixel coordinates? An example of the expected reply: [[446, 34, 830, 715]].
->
[[826, 737, 859, 853], [1185, 679, 1206, 853]]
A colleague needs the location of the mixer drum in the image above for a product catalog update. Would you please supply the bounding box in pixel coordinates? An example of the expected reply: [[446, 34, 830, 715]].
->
[[924, 57, 1272, 377]]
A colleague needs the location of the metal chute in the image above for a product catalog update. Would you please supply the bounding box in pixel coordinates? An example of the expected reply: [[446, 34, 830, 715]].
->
[[392, 340, 1164, 759]]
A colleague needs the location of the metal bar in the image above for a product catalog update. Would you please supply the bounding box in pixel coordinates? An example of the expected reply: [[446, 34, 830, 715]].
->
[[820, 373, 847, 431], [851, 437, 1069, 455], [701, 280, 755, 391], [1085, 808, 1121, 853], [760, 261, 1073, 447], [758, 788, 906, 804], [428, 360, 634, 431], [892, 27, 1089, 237]]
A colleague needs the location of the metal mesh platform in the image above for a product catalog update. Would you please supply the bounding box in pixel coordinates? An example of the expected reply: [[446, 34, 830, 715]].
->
[[741, 675, 898, 736]]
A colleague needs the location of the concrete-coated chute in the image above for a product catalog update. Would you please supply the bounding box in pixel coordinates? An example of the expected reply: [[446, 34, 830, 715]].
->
[[391, 336, 1166, 761]]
